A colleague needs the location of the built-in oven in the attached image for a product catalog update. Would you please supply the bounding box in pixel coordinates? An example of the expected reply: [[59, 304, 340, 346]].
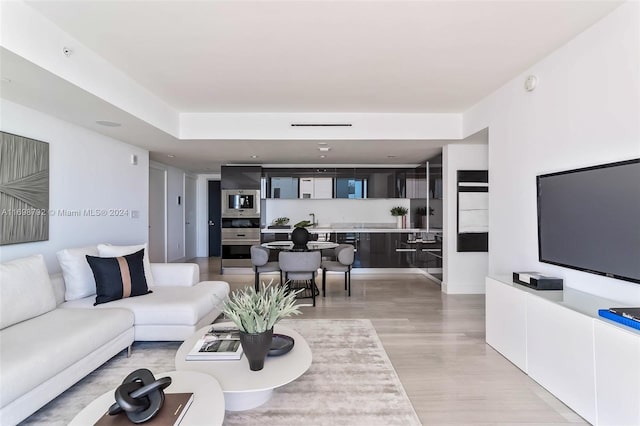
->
[[222, 189, 260, 217], [221, 215, 261, 269]]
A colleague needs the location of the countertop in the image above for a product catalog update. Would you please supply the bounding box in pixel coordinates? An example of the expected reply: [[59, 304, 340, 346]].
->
[[261, 223, 434, 233]]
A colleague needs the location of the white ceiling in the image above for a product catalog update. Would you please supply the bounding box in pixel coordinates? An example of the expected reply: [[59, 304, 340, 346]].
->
[[1, 1, 623, 171]]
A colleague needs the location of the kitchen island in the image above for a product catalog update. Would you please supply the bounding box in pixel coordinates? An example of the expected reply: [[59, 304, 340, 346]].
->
[[261, 224, 442, 271]]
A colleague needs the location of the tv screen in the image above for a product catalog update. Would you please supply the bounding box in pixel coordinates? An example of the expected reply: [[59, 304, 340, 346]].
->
[[537, 159, 640, 284]]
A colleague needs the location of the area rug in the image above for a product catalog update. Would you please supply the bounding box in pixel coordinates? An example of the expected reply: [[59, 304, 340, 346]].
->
[[22, 319, 420, 426]]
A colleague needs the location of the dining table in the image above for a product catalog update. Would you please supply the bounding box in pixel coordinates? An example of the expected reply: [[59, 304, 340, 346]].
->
[[261, 241, 339, 251]]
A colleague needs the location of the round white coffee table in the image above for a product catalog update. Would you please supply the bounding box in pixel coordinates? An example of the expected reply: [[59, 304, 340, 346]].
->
[[175, 323, 312, 411], [69, 370, 224, 425]]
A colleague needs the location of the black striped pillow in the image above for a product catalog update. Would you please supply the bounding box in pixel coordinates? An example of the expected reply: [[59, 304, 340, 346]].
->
[[86, 249, 151, 306]]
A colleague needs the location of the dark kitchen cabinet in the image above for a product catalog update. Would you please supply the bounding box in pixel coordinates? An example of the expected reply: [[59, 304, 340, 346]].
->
[[333, 232, 428, 268], [221, 166, 262, 190]]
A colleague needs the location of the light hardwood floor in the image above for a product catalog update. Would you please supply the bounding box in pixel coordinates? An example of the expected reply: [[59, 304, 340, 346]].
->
[[193, 257, 587, 425]]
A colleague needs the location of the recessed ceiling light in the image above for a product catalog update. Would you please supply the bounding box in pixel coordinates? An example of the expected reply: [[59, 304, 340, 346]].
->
[[95, 120, 121, 127], [167, 154, 175, 158], [317, 142, 329, 146], [250, 155, 258, 159], [318, 147, 331, 152], [320, 155, 326, 159], [387, 155, 397, 158]]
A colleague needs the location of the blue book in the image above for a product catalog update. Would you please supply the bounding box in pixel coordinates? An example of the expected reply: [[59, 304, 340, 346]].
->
[[598, 309, 640, 331]]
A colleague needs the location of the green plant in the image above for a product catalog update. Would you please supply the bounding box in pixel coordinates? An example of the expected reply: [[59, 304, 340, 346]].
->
[[390, 206, 409, 216], [273, 217, 289, 225], [294, 220, 312, 228], [222, 282, 303, 333]]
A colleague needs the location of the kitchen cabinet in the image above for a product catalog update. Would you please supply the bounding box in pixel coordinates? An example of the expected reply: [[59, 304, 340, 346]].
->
[[334, 232, 429, 268], [261, 167, 426, 199], [299, 177, 333, 199], [270, 177, 298, 199], [221, 166, 261, 190]]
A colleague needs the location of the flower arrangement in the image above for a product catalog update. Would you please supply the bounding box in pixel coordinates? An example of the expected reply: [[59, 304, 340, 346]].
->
[[222, 282, 303, 334], [390, 206, 409, 216]]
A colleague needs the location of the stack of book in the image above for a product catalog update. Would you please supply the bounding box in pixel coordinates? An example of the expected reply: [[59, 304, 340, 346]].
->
[[598, 307, 640, 331], [186, 326, 243, 361]]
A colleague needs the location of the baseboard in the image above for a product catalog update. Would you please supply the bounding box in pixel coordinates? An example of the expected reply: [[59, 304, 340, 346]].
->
[[441, 281, 486, 294]]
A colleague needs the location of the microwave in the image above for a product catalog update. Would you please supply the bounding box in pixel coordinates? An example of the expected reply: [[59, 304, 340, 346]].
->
[[222, 189, 260, 217]]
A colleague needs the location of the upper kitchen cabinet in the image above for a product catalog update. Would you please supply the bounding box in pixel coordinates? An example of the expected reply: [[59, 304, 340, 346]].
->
[[270, 177, 299, 199], [299, 177, 333, 199], [406, 165, 427, 199], [221, 166, 262, 189], [365, 168, 406, 198], [335, 168, 366, 199]]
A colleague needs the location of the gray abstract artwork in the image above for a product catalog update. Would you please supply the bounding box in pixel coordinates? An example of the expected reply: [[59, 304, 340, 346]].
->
[[0, 132, 50, 245]]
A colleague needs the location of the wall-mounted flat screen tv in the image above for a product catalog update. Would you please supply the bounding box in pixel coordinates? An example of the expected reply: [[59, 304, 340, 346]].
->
[[537, 158, 640, 284]]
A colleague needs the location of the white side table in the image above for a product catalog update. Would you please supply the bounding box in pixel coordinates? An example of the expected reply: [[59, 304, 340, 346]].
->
[[175, 323, 312, 411], [70, 370, 224, 425]]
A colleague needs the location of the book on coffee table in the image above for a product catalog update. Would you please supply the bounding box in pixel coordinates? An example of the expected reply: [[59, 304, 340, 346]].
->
[[186, 327, 243, 361], [94, 392, 193, 426]]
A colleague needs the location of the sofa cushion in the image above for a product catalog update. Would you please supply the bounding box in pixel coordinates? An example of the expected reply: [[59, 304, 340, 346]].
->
[[56, 245, 99, 301], [61, 281, 229, 327], [86, 249, 151, 306], [0, 255, 56, 329], [0, 307, 134, 407], [98, 243, 154, 287]]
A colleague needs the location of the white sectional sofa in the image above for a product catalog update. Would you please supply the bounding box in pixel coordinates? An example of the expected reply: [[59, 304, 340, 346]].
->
[[0, 250, 230, 425]]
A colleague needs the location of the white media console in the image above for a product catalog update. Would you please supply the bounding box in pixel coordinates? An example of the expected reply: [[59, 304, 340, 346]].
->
[[486, 276, 640, 425]]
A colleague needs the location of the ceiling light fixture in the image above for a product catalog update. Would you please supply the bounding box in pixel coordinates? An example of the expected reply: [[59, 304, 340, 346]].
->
[[387, 155, 397, 158], [317, 142, 329, 146], [167, 154, 175, 158], [318, 147, 331, 152], [291, 123, 352, 127], [250, 155, 258, 159], [320, 155, 326, 159], [95, 120, 121, 127]]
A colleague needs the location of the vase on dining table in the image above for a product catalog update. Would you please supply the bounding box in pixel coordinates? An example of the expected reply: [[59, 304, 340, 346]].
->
[[291, 227, 310, 251]]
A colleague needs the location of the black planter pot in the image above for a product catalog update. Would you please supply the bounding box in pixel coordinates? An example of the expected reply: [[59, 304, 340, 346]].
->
[[239, 328, 274, 371]]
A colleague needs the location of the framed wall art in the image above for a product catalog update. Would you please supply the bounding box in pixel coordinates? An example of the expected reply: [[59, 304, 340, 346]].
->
[[0, 131, 50, 245]]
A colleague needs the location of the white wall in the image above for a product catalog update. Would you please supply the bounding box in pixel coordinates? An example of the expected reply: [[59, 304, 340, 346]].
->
[[464, 1, 640, 304], [442, 143, 489, 294], [264, 198, 412, 227], [0, 100, 149, 272]]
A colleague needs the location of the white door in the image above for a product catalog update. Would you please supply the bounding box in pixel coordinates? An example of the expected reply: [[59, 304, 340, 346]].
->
[[185, 175, 197, 260], [149, 167, 166, 262]]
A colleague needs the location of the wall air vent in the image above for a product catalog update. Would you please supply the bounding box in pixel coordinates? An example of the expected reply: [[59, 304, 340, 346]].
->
[[290, 123, 352, 127]]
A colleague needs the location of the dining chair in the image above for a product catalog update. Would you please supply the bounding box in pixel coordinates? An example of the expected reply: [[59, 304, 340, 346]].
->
[[278, 250, 321, 307], [321, 244, 355, 297], [250, 245, 282, 291]]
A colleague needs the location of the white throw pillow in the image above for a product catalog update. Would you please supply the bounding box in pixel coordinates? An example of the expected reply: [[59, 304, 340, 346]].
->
[[1, 255, 56, 329], [56, 245, 99, 301], [97, 243, 155, 287]]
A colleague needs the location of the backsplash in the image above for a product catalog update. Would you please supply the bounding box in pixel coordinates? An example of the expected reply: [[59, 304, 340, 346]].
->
[[263, 198, 412, 227]]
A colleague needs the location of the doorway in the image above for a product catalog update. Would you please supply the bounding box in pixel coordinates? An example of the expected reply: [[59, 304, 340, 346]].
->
[[185, 175, 197, 259], [208, 180, 222, 257], [149, 166, 166, 262]]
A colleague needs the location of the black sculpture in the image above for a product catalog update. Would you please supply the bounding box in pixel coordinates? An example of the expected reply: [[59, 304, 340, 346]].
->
[[108, 369, 172, 423], [291, 227, 310, 251]]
